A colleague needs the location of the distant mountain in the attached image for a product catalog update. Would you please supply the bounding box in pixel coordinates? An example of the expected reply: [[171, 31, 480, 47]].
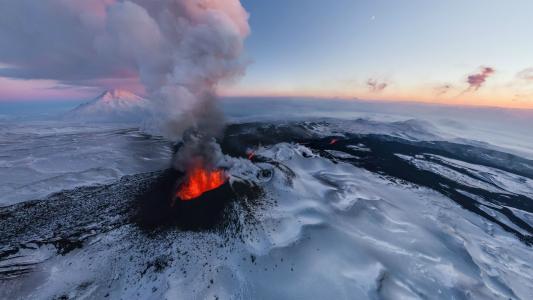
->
[[65, 89, 150, 122]]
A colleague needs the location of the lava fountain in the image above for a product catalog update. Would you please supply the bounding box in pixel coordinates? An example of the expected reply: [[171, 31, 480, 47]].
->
[[176, 165, 227, 201], [136, 136, 264, 231]]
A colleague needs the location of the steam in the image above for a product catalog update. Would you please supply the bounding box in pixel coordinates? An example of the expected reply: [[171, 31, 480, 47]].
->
[[0, 0, 250, 170]]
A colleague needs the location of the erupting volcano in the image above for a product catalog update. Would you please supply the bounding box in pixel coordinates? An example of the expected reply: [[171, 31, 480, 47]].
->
[[176, 165, 227, 201]]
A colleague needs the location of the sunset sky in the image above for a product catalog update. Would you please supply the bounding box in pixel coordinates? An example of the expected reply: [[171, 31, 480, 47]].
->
[[1, 0, 533, 108]]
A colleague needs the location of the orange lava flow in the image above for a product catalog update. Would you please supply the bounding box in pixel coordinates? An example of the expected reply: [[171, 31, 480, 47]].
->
[[176, 166, 227, 201]]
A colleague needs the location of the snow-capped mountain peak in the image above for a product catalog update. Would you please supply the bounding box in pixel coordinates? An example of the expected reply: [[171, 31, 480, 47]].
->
[[65, 89, 150, 123], [96, 89, 144, 103]]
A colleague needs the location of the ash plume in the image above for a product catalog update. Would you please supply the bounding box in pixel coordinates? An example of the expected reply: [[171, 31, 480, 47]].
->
[[465, 67, 495, 91], [0, 0, 250, 168]]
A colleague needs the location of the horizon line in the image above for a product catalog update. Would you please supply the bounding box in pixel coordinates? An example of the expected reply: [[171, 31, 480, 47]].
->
[[2, 94, 533, 112]]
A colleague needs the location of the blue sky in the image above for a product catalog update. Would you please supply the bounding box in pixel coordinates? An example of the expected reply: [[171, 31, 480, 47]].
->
[[1, 0, 533, 108], [228, 0, 533, 107]]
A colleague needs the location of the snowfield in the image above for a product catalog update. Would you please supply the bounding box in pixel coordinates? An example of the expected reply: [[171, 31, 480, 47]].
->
[[1, 99, 533, 299], [1, 139, 532, 299], [0, 122, 172, 206]]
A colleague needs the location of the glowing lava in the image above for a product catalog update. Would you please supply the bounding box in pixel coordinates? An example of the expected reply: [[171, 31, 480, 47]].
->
[[176, 166, 227, 201], [247, 150, 255, 160]]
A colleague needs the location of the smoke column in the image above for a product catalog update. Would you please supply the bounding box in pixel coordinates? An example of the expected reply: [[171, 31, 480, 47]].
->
[[0, 0, 250, 169]]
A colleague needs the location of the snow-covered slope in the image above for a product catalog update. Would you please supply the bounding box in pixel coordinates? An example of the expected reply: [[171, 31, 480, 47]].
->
[[1, 120, 533, 299], [64, 89, 150, 123], [2, 137, 532, 299]]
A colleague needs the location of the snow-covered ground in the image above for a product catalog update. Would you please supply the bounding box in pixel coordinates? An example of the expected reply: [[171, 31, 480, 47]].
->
[[1, 141, 532, 299], [0, 116, 447, 206], [0, 122, 172, 206], [1, 98, 532, 299], [223, 98, 533, 159], [3, 96, 531, 206]]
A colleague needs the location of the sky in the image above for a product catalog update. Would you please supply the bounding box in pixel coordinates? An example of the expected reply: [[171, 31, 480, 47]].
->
[[1, 0, 533, 109]]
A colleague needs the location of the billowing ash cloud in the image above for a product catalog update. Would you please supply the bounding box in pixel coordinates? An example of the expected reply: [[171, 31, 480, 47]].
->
[[466, 67, 495, 91], [0, 0, 250, 141], [366, 78, 388, 93], [517, 68, 533, 81]]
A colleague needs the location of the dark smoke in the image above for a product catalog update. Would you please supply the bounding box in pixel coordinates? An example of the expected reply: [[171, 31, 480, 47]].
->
[[366, 78, 388, 93]]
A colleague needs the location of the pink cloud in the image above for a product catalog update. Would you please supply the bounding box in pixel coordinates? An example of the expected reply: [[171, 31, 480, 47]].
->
[[0, 78, 96, 101], [466, 67, 495, 91], [0, 0, 249, 98]]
